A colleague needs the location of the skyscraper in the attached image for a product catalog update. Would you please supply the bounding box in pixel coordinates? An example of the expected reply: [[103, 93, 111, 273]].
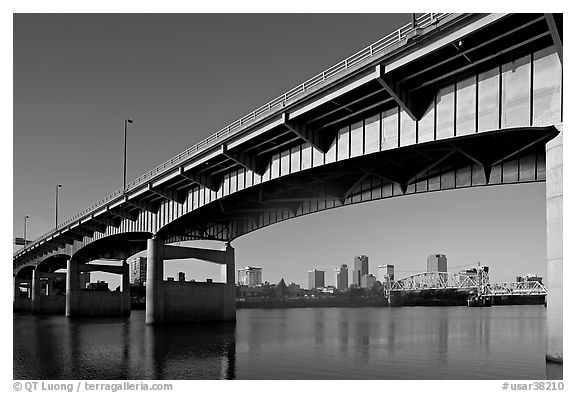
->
[[378, 264, 395, 283], [427, 254, 448, 272], [129, 256, 147, 285], [237, 266, 263, 286], [308, 269, 325, 289], [352, 255, 369, 287], [335, 264, 349, 290], [361, 274, 377, 289]]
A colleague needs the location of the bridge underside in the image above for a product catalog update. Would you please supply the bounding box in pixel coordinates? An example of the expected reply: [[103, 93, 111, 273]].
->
[[160, 126, 557, 243]]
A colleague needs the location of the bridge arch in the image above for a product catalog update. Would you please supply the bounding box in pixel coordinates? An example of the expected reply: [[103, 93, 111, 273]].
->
[[14, 265, 35, 279], [69, 231, 153, 265], [36, 254, 70, 273]]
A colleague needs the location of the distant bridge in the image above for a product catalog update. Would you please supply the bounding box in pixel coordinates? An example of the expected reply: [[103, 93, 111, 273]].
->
[[390, 271, 547, 297]]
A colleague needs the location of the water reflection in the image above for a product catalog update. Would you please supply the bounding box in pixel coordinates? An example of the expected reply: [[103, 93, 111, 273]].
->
[[14, 306, 556, 380], [14, 312, 235, 380]]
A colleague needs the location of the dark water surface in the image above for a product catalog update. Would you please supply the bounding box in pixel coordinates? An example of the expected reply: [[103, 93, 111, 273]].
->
[[14, 306, 560, 380]]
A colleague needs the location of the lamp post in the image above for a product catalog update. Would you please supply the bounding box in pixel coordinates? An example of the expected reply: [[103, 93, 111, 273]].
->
[[24, 215, 29, 245], [123, 119, 134, 193], [55, 184, 62, 228]]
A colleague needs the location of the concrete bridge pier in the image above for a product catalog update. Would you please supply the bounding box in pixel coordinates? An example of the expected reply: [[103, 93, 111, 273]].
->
[[65, 259, 80, 317], [146, 237, 236, 325], [546, 126, 562, 363], [13, 277, 31, 312], [32, 269, 66, 314], [66, 259, 131, 317]]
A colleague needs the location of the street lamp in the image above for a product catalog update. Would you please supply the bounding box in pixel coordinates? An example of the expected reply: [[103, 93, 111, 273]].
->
[[24, 215, 29, 245], [123, 119, 134, 193], [55, 184, 62, 228]]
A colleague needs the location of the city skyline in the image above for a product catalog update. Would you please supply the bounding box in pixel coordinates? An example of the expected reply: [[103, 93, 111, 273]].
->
[[13, 13, 549, 290]]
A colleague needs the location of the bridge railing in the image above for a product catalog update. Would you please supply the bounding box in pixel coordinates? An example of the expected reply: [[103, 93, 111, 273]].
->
[[15, 13, 452, 258]]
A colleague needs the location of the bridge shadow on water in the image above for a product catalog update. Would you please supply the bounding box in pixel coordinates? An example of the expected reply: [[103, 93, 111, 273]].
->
[[13, 311, 236, 380]]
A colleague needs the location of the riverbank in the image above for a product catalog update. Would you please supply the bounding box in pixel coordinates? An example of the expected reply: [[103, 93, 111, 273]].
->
[[236, 297, 388, 309]]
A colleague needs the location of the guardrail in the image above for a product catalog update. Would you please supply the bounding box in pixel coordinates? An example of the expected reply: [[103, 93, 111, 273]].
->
[[15, 13, 451, 259]]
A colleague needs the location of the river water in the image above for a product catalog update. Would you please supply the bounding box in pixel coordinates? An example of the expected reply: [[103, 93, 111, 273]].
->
[[13, 306, 560, 380]]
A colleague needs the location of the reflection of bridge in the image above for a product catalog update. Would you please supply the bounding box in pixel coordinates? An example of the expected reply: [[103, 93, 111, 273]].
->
[[389, 271, 547, 297], [13, 12, 563, 363]]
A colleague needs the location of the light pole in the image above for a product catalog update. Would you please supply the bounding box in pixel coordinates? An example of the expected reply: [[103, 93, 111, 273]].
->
[[123, 119, 134, 193], [24, 215, 29, 245], [55, 184, 62, 228]]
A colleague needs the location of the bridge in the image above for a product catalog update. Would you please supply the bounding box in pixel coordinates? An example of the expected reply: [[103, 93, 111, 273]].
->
[[389, 271, 548, 296], [13, 13, 563, 362]]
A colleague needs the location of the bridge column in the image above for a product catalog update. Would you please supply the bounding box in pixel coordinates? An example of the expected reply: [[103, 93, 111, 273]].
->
[[120, 260, 131, 317], [146, 236, 165, 325], [546, 127, 562, 363], [65, 259, 80, 317], [145, 238, 236, 324], [31, 268, 41, 314], [13, 277, 29, 312], [220, 244, 236, 322]]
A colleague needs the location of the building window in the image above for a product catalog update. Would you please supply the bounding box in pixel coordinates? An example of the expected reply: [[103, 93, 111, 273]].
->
[[280, 149, 290, 176], [456, 76, 476, 135], [502, 54, 531, 128], [532, 46, 562, 126], [381, 107, 398, 150], [436, 84, 455, 139]]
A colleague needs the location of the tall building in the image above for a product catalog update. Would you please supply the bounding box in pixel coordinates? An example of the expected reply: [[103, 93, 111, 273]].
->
[[361, 274, 377, 289], [79, 271, 91, 289], [335, 264, 349, 290], [352, 255, 369, 287], [237, 266, 263, 287], [378, 264, 395, 284], [427, 254, 447, 272], [308, 269, 325, 289], [129, 256, 147, 285]]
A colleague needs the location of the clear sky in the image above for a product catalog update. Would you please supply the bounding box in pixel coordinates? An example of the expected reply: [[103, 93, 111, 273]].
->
[[13, 13, 550, 289]]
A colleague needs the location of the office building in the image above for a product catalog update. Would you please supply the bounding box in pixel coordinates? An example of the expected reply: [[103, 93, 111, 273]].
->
[[361, 274, 377, 289], [308, 269, 325, 289], [378, 264, 395, 284], [427, 254, 448, 272], [335, 264, 349, 290], [129, 256, 147, 285], [353, 255, 369, 287], [237, 266, 263, 287]]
